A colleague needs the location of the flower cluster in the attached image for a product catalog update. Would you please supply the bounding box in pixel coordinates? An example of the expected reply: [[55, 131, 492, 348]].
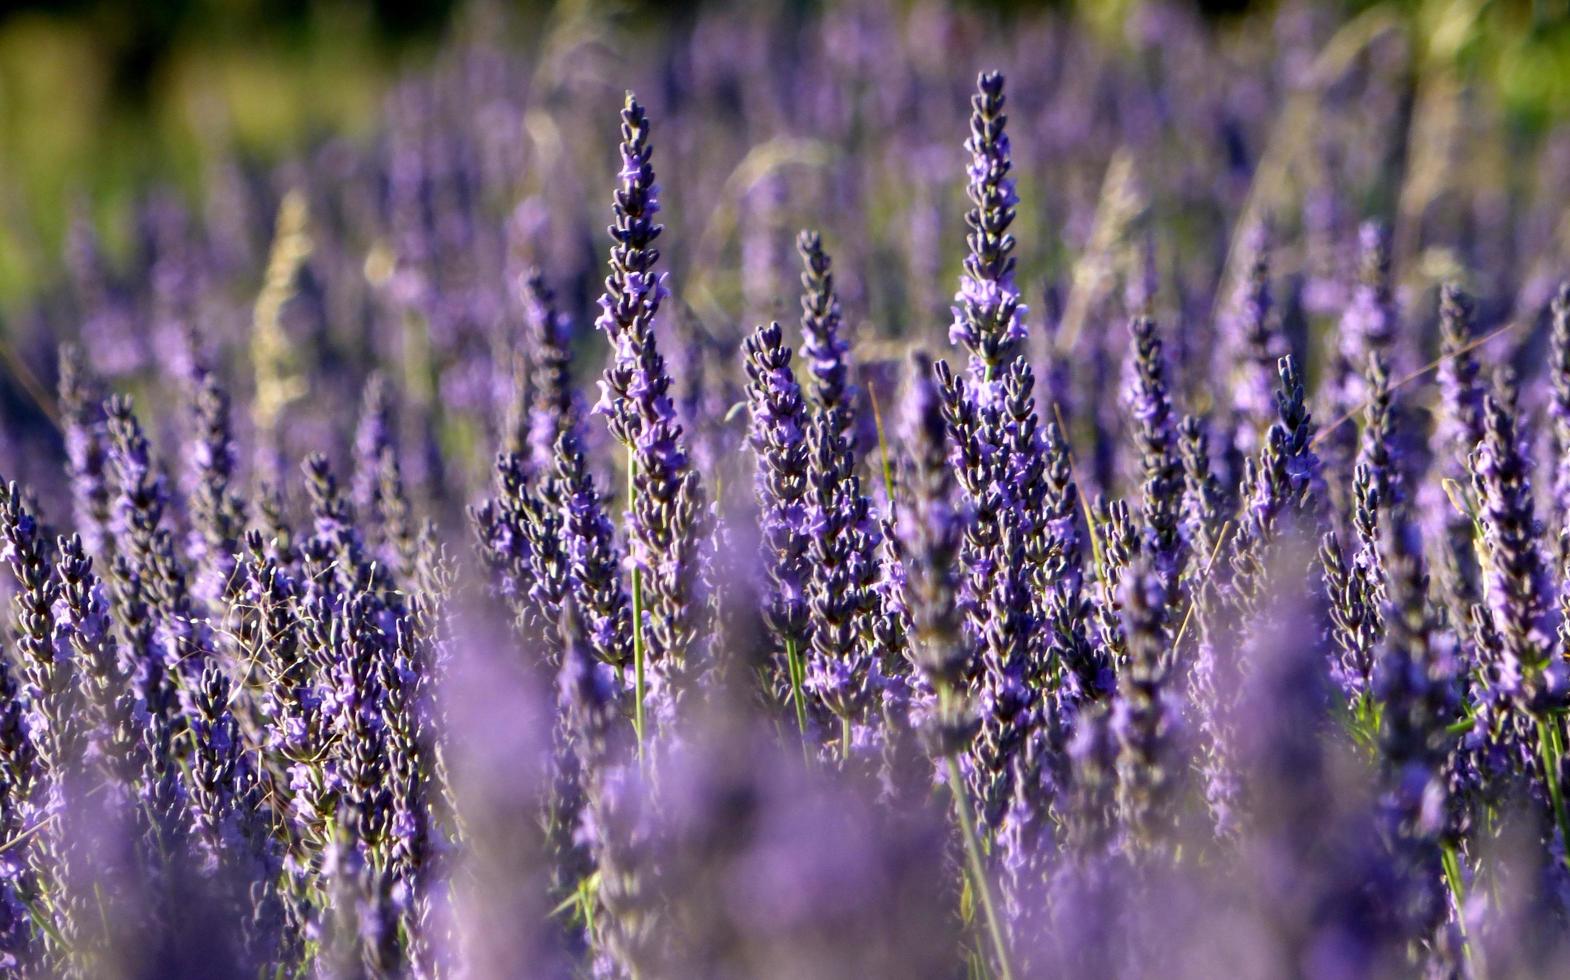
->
[[2, 4, 1570, 976]]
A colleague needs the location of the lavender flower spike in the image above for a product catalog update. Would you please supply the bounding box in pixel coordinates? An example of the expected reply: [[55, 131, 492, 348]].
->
[[1112, 556, 1180, 847], [742, 322, 813, 722], [903, 371, 973, 755], [1222, 221, 1284, 447], [1335, 221, 1398, 406], [105, 395, 169, 566], [1549, 284, 1570, 559], [593, 91, 706, 729], [188, 367, 247, 605], [1372, 514, 1456, 909], [1231, 356, 1323, 597], [796, 230, 856, 433], [553, 430, 632, 671], [595, 91, 666, 452], [58, 345, 111, 561], [1125, 316, 1186, 590], [1470, 370, 1559, 710], [1431, 284, 1486, 624], [1323, 222, 1397, 482], [803, 405, 879, 734], [0, 481, 85, 966], [524, 269, 580, 485], [950, 71, 1027, 385], [0, 482, 82, 779]]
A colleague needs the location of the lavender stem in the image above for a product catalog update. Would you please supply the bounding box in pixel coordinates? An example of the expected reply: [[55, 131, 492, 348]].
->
[[628, 452, 646, 759], [944, 746, 1014, 980], [785, 636, 809, 751]]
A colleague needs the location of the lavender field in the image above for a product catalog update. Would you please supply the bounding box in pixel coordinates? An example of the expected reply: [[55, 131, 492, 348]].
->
[[4, 0, 1570, 976]]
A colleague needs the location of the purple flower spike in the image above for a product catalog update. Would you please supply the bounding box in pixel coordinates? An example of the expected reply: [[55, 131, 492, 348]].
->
[[58, 345, 112, 561], [950, 71, 1027, 386], [1429, 284, 1487, 627], [188, 367, 247, 606], [1112, 557, 1180, 847], [593, 92, 706, 710], [554, 430, 632, 671], [743, 322, 813, 666], [1549, 285, 1570, 562], [1470, 371, 1558, 712], [796, 230, 857, 436], [1124, 317, 1185, 590], [520, 269, 580, 487], [1220, 222, 1285, 450]]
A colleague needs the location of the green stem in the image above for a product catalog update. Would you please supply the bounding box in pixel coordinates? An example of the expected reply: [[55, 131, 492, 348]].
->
[[1167, 521, 1230, 656], [628, 455, 646, 760], [867, 381, 897, 506], [784, 637, 810, 756], [944, 753, 1014, 980], [1049, 402, 1108, 595], [1536, 716, 1570, 869], [1440, 844, 1478, 977], [840, 716, 851, 762]]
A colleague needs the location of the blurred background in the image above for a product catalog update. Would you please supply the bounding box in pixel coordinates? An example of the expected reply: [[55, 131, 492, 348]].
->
[[2, 0, 1570, 310]]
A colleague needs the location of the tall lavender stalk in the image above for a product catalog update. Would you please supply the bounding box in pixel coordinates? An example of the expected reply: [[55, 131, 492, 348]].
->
[[553, 430, 632, 673], [1469, 370, 1570, 861], [1432, 285, 1486, 626], [594, 92, 706, 748], [302, 452, 385, 602], [187, 367, 246, 606], [903, 364, 1012, 975], [1470, 371, 1557, 710], [1178, 415, 1228, 577], [0, 482, 85, 969], [103, 396, 185, 833], [55, 534, 139, 796], [473, 451, 568, 647], [1000, 360, 1052, 626], [58, 345, 111, 562], [1549, 284, 1570, 566], [1125, 316, 1186, 592], [965, 509, 1036, 835], [1330, 352, 1399, 699], [742, 322, 813, 738], [1231, 357, 1323, 600], [1112, 557, 1179, 848], [796, 230, 856, 435], [1221, 222, 1284, 450], [1332, 222, 1398, 421], [898, 355, 966, 749], [1040, 416, 1105, 717], [950, 71, 1026, 388], [523, 269, 580, 484], [1354, 351, 1401, 558], [1317, 221, 1396, 528], [558, 597, 656, 975], [1372, 514, 1458, 955], [350, 373, 394, 541], [803, 396, 880, 756]]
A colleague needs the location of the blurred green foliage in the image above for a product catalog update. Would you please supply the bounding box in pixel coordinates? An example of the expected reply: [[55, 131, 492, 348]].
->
[[0, 0, 1568, 308], [0, 1, 460, 304]]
